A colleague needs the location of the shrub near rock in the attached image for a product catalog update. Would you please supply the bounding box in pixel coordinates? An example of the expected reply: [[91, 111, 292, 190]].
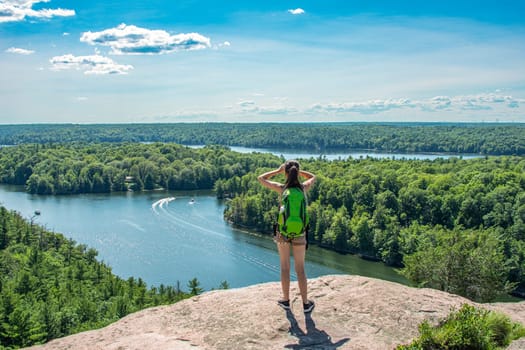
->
[[396, 304, 525, 350]]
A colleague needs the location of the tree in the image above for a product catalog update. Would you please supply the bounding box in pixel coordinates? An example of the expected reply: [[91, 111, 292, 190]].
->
[[350, 211, 374, 256], [457, 195, 483, 228], [187, 278, 203, 296], [324, 206, 350, 251], [0, 215, 7, 250], [0, 205, 197, 348], [401, 228, 512, 302]]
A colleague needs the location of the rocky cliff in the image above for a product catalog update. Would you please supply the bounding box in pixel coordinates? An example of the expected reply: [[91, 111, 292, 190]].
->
[[27, 275, 525, 350]]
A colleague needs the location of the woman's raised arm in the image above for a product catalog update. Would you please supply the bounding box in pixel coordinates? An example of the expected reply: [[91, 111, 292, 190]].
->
[[299, 170, 316, 192], [258, 164, 285, 193]]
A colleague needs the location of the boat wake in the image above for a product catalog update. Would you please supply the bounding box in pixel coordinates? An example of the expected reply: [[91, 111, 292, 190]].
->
[[151, 197, 175, 212], [150, 196, 283, 278]]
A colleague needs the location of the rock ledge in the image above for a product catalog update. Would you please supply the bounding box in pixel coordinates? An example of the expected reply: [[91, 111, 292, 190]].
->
[[27, 275, 525, 350]]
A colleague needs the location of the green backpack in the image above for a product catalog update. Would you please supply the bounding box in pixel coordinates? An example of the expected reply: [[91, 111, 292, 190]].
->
[[278, 187, 309, 238]]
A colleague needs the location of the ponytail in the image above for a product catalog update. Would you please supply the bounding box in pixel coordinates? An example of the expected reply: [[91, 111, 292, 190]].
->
[[283, 160, 302, 190]]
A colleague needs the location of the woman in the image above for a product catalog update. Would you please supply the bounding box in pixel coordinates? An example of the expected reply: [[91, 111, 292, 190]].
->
[[258, 160, 316, 313]]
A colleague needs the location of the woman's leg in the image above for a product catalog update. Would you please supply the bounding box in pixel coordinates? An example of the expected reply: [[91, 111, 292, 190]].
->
[[292, 243, 308, 304], [277, 241, 291, 300]]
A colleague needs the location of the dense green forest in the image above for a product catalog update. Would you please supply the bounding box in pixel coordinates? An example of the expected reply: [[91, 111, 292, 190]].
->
[[0, 205, 220, 349], [0, 143, 275, 195], [218, 156, 525, 302], [1, 139, 525, 348], [1, 122, 524, 155], [1, 142, 524, 303]]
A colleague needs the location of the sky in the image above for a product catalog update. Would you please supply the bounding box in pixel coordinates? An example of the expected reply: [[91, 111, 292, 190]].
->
[[1, 0, 524, 124]]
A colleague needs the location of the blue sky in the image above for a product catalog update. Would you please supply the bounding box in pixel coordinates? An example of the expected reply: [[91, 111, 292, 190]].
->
[[1, 0, 524, 123]]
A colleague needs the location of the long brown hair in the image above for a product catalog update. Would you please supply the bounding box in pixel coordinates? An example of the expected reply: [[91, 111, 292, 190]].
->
[[283, 160, 302, 190]]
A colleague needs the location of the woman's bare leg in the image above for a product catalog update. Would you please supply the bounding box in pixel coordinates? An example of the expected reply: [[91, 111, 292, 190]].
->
[[292, 243, 308, 303], [277, 242, 291, 300]]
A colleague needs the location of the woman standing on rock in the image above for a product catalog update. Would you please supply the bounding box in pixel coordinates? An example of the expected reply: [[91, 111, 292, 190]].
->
[[258, 160, 316, 313]]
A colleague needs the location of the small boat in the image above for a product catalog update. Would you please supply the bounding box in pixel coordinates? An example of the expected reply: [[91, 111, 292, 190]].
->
[[189, 198, 195, 204], [34, 210, 41, 216]]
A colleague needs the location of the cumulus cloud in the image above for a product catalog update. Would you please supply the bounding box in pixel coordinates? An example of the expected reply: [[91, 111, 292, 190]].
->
[[310, 98, 417, 114], [448, 94, 520, 111], [288, 8, 305, 15], [80, 23, 211, 55], [236, 99, 298, 115], [258, 106, 299, 115], [229, 93, 523, 119], [308, 93, 522, 115], [430, 96, 452, 110], [6, 47, 34, 55], [49, 54, 133, 75], [0, 0, 74, 23]]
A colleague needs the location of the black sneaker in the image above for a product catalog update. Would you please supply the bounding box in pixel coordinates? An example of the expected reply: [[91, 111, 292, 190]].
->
[[303, 300, 315, 313], [277, 300, 290, 310]]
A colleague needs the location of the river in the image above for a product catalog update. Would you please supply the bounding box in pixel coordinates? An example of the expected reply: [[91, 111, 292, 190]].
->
[[0, 184, 408, 291]]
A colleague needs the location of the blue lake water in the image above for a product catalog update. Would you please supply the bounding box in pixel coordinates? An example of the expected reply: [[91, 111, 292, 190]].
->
[[0, 185, 408, 291], [227, 146, 482, 161]]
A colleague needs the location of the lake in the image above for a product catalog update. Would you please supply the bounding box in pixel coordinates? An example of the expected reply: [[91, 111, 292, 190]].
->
[[0, 184, 408, 291], [227, 146, 482, 161]]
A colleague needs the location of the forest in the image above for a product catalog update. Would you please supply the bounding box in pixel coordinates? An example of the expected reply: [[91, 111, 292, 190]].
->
[[0, 143, 272, 348], [0, 126, 524, 347], [0, 143, 275, 195], [0, 142, 524, 302], [0, 205, 218, 348], [0, 122, 524, 155], [218, 155, 525, 303]]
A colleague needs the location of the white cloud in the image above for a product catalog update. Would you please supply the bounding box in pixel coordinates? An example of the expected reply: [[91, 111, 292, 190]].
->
[[308, 93, 522, 115], [228, 92, 524, 122], [430, 96, 452, 110], [309, 98, 417, 114], [238, 100, 256, 108], [236, 99, 298, 116], [213, 41, 231, 50], [80, 23, 211, 55], [436, 94, 521, 111], [221, 93, 523, 122], [49, 54, 133, 75], [257, 106, 298, 115], [6, 47, 34, 55], [0, 0, 74, 23], [288, 8, 305, 15]]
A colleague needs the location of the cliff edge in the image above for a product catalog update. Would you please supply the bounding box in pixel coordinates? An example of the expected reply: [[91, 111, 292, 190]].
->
[[27, 275, 525, 350]]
